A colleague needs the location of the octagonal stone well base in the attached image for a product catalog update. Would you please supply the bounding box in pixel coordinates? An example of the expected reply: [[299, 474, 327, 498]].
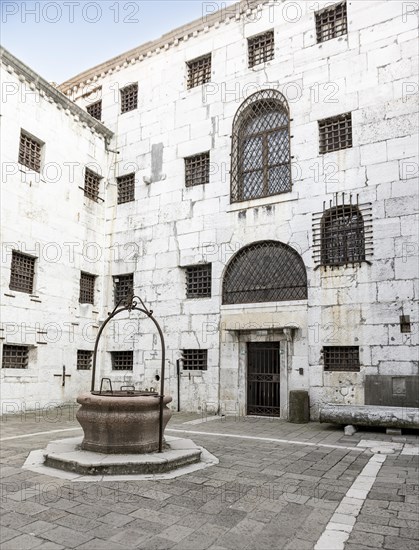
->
[[23, 436, 218, 481]]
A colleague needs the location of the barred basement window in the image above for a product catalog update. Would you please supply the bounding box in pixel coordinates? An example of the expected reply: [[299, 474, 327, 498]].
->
[[323, 346, 360, 372], [185, 152, 210, 187], [316, 1, 347, 43], [10, 251, 36, 294], [18, 131, 42, 172], [84, 168, 101, 202], [113, 274, 134, 306], [111, 351, 133, 370], [86, 100, 102, 121], [187, 54, 211, 89], [117, 173, 135, 204], [185, 264, 212, 298], [321, 205, 365, 266], [248, 30, 275, 67], [79, 272, 95, 304], [319, 113, 352, 154], [182, 349, 208, 371], [223, 241, 307, 305], [120, 83, 138, 113], [2, 345, 29, 369], [231, 90, 291, 203], [77, 350, 92, 370]]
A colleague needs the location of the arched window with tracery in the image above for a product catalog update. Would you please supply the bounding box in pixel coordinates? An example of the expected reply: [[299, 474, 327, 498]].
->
[[222, 241, 307, 305], [321, 205, 365, 266], [230, 90, 291, 203]]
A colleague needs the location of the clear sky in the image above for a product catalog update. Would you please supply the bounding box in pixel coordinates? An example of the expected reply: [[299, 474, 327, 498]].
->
[[1, 0, 235, 83]]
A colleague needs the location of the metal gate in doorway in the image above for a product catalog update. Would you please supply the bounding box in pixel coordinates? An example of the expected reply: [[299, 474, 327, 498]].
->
[[247, 342, 281, 416]]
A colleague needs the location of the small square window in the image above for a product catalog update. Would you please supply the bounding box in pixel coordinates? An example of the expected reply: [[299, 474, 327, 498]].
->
[[117, 173, 135, 204], [113, 274, 134, 306], [86, 100, 102, 121], [248, 31, 275, 68], [187, 54, 211, 89], [400, 315, 411, 333], [319, 113, 352, 154], [84, 168, 102, 202], [77, 350, 93, 370], [111, 351, 133, 370], [182, 349, 208, 371], [185, 264, 212, 298], [10, 251, 36, 294], [185, 152, 210, 187], [315, 2, 347, 43], [2, 345, 29, 369], [323, 346, 360, 372], [79, 271, 96, 304], [120, 83, 138, 113], [18, 131, 42, 172]]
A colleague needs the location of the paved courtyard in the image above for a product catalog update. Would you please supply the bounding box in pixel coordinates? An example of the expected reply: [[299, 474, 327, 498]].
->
[[1, 408, 418, 550]]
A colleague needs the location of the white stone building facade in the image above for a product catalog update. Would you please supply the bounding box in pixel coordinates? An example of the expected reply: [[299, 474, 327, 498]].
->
[[1, 0, 418, 418]]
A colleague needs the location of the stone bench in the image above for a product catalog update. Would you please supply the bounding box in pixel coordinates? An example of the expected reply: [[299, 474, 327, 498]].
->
[[319, 404, 419, 435]]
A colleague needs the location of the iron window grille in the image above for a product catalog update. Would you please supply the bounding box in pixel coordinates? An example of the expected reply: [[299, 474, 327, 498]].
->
[[10, 251, 36, 294], [182, 349, 208, 370], [185, 152, 210, 187], [400, 315, 411, 333], [86, 100, 102, 121], [248, 30, 275, 67], [18, 131, 42, 172], [185, 264, 212, 298], [79, 271, 96, 304], [319, 112, 352, 154], [312, 193, 373, 268], [117, 173, 135, 204], [84, 168, 101, 202], [2, 345, 29, 369], [316, 2, 347, 43], [187, 54, 211, 89], [222, 240, 307, 305], [231, 90, 291, 203], [120, 83, 138, 113], [323, 346, 360, 372], [77, 350, 93, 370], [111, 351, 133, 370], [113, 274, 134, 306]]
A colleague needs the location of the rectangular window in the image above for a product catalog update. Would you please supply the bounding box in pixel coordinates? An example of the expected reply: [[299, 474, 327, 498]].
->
[[185, 152, 210, 187], [117, 173, 135, 204], [323, 346, 360, 372], [187, 54, 211, 89], [10, 251, 36, 294], [2, 345, 29, 369], [400, 315, 411, 333], [120, 83, 138, 113], [18, 131, 42, 172], [319, 112, 352, 154], [84, 168, 101, 202], [185, 264, 212, 298], [316, 2, 347, 43], [248, 30, 275, 68], [86, 100, 102, 121], [113, 274, 134, 306], [79, 271, 95, 304], [111, 351, 133, 370], [77, 350, 93, 370], [182, 349, 208, 371]]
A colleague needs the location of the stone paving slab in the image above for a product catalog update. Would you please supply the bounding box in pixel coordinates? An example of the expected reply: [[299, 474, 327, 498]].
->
[[0, 409, 418, 549]]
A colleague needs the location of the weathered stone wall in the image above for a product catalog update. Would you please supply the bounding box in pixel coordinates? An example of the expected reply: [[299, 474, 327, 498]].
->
[[1, 1, 418, 416]]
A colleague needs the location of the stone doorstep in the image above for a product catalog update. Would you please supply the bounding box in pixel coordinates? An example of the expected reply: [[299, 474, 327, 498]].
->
[[42, 436, 202, 475]]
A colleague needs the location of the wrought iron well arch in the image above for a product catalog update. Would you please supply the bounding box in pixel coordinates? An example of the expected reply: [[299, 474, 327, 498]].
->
[[90, 295, 167, 452]]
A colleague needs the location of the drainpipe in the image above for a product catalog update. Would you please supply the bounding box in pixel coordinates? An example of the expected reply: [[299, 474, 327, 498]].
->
[[176, 358, 182, 412]]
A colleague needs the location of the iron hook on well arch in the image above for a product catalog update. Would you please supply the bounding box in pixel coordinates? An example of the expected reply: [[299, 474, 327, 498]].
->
[[90, 295, 167, 453]]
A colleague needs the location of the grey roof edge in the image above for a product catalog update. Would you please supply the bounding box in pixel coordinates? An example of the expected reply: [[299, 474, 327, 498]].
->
[[59, 0, 271, 93], [0, 46, 114, 141]]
